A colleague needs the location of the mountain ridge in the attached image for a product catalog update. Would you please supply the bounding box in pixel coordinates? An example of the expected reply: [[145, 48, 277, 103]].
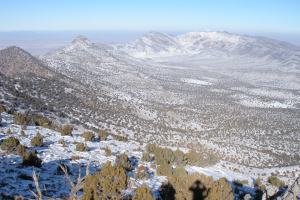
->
[[113, 31, 300, 66], [0, 46, 55, 78]]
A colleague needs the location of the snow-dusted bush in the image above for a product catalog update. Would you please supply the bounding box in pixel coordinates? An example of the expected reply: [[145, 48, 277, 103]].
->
[[267, 175, 285, 188], [76, 143, 88, 152], [104, 146, 112, 156], [82, 131, 95, 142], [111, 133, 128, 142], [254, 177, 266, 191], [60, 124, 73, 136], [98, 130, 108, 141], [31, 115, 53, 129], [31, 133, 43, 147]]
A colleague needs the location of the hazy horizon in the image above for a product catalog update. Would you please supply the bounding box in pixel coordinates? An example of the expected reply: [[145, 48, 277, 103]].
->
[[1, 30, 300, 55]]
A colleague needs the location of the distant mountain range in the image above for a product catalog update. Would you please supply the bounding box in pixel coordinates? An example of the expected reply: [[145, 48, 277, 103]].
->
[[113, 31, 300, 66]]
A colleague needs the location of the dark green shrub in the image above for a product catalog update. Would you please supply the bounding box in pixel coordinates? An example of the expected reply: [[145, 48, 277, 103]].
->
[[60, 124, 73, 136], [98, 130, 108, 141], [22, 151, 42, 167], [133, 185, 154, 200], [0, 137, 20, 152], [82, 162, 127, 200], [31, 133, 43, 147], [267, 176, 285, 188], [82, 131, 95, 142], [115, 154, 132, 171], [76, 143, 88, 152]]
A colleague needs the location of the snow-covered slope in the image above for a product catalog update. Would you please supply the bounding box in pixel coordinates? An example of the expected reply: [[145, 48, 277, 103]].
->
[[113, 32, 184, 58], [113, 31, 300, 67]]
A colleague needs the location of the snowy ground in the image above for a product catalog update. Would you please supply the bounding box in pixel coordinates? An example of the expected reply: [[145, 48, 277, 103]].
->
[[1, 111, 299, 198]]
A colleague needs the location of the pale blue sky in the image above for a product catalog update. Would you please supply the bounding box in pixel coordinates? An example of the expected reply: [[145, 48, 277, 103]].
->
[[0, 0, 300, 33]]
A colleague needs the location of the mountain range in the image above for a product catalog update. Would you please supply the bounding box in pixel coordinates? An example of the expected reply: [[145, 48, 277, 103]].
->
[[0, 31, 299, 170]]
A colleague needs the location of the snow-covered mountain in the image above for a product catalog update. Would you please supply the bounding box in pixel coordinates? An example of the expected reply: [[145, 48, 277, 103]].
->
[[114, 31, 300, 66], [113, 31, 185, 58]]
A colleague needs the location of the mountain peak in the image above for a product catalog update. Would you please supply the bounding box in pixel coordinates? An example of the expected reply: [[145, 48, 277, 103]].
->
[[71, 35, 93, 46], [0, 46, 53, 78]]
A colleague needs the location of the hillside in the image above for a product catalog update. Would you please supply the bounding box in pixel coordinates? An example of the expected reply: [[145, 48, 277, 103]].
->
[[0, 32, 299, 199]]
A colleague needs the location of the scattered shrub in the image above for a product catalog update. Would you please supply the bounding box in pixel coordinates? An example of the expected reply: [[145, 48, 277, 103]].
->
[[111, 133, 128, 142], [60, 124, 73, 136], [172, 167, 187, 177], [98, 130, 108, 141], [6, 128, 12, 134], [142, 152, 152, 162], [31, 133, 43, 147], [76, 143, 88, 152], [13, 112, 31, 125], [0, 137, 20, 152], [104, 146, 112, 156], [31, 115, 53, 129], [146, 144, 216, 167], [159, 169, 233, 200], [22, 151, 42, 167], [133, 185, 154, 200], [267, 176, 285, 188], [82, 131, 95, 142], [71, 155, 81, 161], [58, 139, 66, 147], [16, 144, 26, 156], [20, 130, 26, 137], [0, 104, 7, 113], [157, 163, 173, 176], [115, 154, 132, 171], [254, 177, 266, 191], [207, 178, 234, 200], [82, 162, 127, 200], [136, 165, 150, 179]]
